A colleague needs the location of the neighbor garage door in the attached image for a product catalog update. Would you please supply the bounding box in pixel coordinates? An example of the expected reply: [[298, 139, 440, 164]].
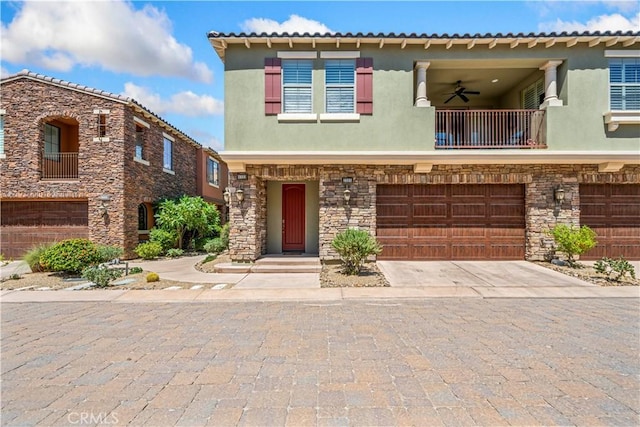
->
[[376, 184, 525, 260], [0, 201, 89, 259], [580, 184, 640, 260]]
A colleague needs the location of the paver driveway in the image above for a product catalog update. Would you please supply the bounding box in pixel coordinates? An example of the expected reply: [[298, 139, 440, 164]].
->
[[2, 299, 639, 426]]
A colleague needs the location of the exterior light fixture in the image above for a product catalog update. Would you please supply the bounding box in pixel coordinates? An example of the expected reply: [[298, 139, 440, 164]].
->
[[97, 194, 111, 217], [554, 186, 565, 206], [223, 189, 230, 205], [343, 188, 351, 204], [236, 188, 244, 202]]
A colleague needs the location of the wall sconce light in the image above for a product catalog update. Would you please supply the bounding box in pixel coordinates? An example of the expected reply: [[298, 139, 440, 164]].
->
[[554, 186, 565, 206], [236, 188, 244, 202], [343, 188, 351, 204], [97, 194, 111, 217], [223, 189, 230, 206]]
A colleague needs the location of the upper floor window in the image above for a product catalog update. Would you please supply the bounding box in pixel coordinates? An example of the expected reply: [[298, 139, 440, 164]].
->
[[0, 110, 5, 155], [207, 157, 219, 186], [97, 114, 107, 137], [325, 59, 355, 113], [282, 60, 313, 113], [610, 57, 640, 110], [135, 124, 145, 159], [163, 136, 173, 171], [44, 123, 60, 159]]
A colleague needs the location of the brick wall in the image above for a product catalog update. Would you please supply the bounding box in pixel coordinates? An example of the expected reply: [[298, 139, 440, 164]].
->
[[0, 78, 199, 258], [228, 163, 640, 262]]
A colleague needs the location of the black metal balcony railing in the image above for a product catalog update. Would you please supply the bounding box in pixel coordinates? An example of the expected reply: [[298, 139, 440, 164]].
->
[[435, 109, 546, 149], [41, 152, 79, 180]]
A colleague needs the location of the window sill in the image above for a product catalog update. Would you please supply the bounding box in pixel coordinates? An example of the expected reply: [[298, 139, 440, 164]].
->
[[277, 113, 317, 123], [0, 154, 5, 159], [133, 157, 149, 166], [93, 137, 110, 142], [208, 182, 220, 188], [319, 113, 360, 123], [163, 168, 175, 175], [604, 111, 640, 131]]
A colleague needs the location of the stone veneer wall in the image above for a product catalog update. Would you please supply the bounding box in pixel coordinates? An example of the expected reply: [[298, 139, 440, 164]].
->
[[228, 163, 640, 262], [0, 78, 199, 258]]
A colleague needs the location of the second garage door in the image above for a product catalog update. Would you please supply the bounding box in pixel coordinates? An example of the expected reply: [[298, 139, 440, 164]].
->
[[376, 184, 525, 260]]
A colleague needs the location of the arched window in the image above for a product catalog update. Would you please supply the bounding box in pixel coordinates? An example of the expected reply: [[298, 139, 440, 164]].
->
[[138, 204, 148, 231]]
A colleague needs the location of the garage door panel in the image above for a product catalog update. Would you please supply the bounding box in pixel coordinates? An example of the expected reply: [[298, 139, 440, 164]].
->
[[413, 203, 447, 218], [581, 184, 640, 260], [377, 184, 525, 260], [491, 244, 525, 259], [376, 227, 409, 238]]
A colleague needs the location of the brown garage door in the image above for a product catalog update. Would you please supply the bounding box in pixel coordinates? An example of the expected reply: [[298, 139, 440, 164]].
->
[[1, 201, 89, 258], [580, 184, 640, 260], [376, 184, 525, 260]]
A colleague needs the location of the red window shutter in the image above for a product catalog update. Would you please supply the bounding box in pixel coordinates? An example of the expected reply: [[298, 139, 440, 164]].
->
[[356, 58, 373, 114], [265, 58, 282, 115]]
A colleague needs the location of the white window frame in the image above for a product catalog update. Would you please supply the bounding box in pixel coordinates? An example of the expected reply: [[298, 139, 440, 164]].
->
[[604, 50, 640, 131], [92, 109, 110, 142], [162, 133, 174, 173], [320, 51, 361, 122], [281, 59, 313, 115]]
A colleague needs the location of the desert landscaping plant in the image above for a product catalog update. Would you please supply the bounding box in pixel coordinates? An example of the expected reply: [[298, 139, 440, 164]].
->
[[39, 239, 102, 274], [154, 196, 221, 250], [594, 256, 636, 281], [331, 228, 382, 275], [203, 237, 226, 254], [23, 243, 53, 272], [166, 248, 184, 258], [549, 224, 597, 266], [134, 242, 163, 260], [149, 228, 178, 253], [146, 272, 160, 282], [97, 245, 124, 263], [82, 265, 123, 288]]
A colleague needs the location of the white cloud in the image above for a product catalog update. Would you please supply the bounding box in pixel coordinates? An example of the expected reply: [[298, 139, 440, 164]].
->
[[600, 0, 640, 13], [241, 14, 333, 34], [538, 12, 640, 32], [189, 129, 224, 152], [1, 1, 212, 82], [122, 83, 223, 117], [1, 66, 11, 79]]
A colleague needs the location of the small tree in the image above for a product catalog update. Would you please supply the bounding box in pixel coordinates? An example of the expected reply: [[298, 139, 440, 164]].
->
[[549, 224, 597, 266], [154, 196, 221, 249], [331, 228, 382, 275]]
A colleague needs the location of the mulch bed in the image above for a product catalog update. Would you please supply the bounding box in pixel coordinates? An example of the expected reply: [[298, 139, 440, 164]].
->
[[534, 261, 639, 286], [320, 263, 390, 288]]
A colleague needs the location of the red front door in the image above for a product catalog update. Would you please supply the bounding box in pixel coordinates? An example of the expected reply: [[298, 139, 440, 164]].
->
[[282, 184, 305, 252]]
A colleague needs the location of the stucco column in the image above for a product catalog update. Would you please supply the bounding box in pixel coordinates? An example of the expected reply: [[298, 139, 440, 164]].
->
[[414, 61, 431, 107], [540, 60, 563, 108]]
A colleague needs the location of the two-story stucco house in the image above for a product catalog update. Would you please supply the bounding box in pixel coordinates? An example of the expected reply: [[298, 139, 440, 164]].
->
[[208, 31, 640, 263], [0, 70, 228, 259]]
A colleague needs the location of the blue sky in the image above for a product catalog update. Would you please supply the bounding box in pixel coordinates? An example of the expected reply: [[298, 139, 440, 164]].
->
[[2, 0, 638, 151]]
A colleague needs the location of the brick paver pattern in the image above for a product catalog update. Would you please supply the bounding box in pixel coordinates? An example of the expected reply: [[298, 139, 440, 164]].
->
[[1, 299, 639, 426]]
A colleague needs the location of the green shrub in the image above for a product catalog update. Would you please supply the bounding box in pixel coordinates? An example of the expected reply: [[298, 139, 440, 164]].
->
[[134, 242, 163, 260], [149, 228, 178, 253], [166, 248, 184, 258], [549, 224, 597, 266], [331, 228, 382, 275], [220, 222, 230, 247], [23, 243, 53, 272], [39, 239, 101, 274], [154, 196, 221, 249], [146, 272, 160, 282], [594, 256, 636, 281], [97, 245, 123, 263], [82, 265, 123, 288], [129, 266, 143, 274], [203, 237, 226, 254]]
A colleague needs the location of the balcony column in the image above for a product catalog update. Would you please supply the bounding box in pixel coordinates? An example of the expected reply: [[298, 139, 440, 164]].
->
[[540, 60, 563, 108], [414, 61, 431, 107]]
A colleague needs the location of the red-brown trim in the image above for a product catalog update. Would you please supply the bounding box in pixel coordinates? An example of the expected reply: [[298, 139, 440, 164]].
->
[[356, 58, 373, 114], [265, 58, 282, 115]]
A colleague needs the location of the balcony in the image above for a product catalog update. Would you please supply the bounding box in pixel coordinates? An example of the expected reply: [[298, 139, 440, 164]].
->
[[435, 109, 546, 149], [41, 152, 78, 180]]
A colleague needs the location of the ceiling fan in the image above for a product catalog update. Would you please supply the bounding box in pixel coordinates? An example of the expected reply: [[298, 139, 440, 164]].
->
[[444, 80, 480, 104]]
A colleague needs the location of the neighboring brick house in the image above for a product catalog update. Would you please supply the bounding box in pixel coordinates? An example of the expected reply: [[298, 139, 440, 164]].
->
[[208, 31, 640, 263], [0, 70, 227, 259]]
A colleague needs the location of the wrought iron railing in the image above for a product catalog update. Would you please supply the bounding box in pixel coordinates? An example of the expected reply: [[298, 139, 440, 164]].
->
[[41, 151, 79, 180], [435, 109, 547, 149]]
